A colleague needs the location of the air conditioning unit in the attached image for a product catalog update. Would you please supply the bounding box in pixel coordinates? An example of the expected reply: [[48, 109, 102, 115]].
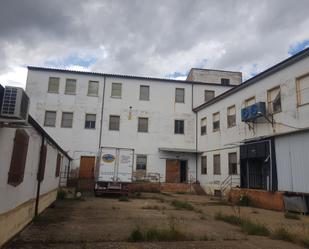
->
[[241, 102, 266, 122], [1, 86, 30, 121]]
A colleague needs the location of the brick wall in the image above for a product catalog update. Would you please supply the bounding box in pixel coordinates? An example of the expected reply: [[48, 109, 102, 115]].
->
[[228, 188, 284, 211], [128, 182, 191, 193]]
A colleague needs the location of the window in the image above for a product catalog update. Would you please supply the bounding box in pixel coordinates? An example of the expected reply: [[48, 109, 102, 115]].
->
[[296, 74, 309, 106], [174, 120, 184, 134], [227, 105, 236, 128], [136, 155, 147, 170], [65, 79, 76, 95], [7, 129, 29, 186], [138, 117, 148, 132], [201, 156, 207, 174], [109, 115, 120, 131], [55, 153, 61, 177], [44, 111, 56, 127], [88, 81, 99, 96], [201, 117, 207, 135], [205, 90, 215, 102], [245, 96, 255, 107], [111, 83, 122, 98], [267, 86, 281, 113], [228, 152, 237, 175], [48, 77, 60, 93], [140, 85, 150, 101], [175, 88, 185, 103], [221, 78, 230, 85], [212, 112, 220, 132], [61, 112, 73, 128], [213, 154, 221, 175], [85, 114, 96, 129]]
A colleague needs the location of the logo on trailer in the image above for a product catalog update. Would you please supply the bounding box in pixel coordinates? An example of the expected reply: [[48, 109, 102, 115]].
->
[[102, 154, 115, 163]]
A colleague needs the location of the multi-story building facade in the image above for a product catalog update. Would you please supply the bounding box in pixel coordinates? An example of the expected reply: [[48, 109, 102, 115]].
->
[[26, 67, 240, 183]]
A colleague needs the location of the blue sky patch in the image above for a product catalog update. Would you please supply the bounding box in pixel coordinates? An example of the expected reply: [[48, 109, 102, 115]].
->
[[44, 53, 97, 68], [166, 71, 188, 78], [288, 40, 309, 56]]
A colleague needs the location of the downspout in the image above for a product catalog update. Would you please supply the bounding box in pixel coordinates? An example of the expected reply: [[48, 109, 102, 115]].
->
[[35, 136, 45, 216], [192, 83, 198, 183], [98, 76, 106, 148]]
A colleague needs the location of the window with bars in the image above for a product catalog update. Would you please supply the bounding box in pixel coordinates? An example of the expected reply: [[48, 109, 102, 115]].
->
[[174, 120, 184, 134], [204, 90, 215, 102], [88, 81, 99, 96], [65, 79, 76, 95], [138, 117, 148, 132], [228, 152, 237, 175], [221, 78, 230, 85], [267, 86, 281, 114], [136, 155, 147, 170], [245, 96, 256, 107], [7, 129, 29, 186], [48, 77, 60, 93], [109, 115, 120, 131], [201, 156, 207, 174], [227, 105, 236, 128], [140, 85, 150, 101], [213, 154, 221, 175], [61, 112, 73, 128], [55, 153, 61, 177], [213, 112, 220, 132], [85, 114, 96, 129], [111, 83, 122, 98], [44, 111, 56, 127], [297, 74, 309, 106], [175, 88, 185, 103], [201, 117, 207, 135]]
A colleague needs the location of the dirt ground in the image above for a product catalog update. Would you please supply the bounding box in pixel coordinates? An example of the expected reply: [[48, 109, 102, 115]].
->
[[3, 193, 309, 249]]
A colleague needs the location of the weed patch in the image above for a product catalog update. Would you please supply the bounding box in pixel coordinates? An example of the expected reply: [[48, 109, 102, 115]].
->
[[57, 189, 67, 200], [142, 204, 166, 210], [119, 196, 130, 202], [284, 212, 300, 220], [271, 227, 294, 242], [171, 200, 194, 210]]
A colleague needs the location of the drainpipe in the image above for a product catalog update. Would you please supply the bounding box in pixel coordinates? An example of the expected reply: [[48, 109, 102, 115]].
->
[[192, 83, 198, 183], [35, 136, 45, 216], [98, 76, 106, 148]]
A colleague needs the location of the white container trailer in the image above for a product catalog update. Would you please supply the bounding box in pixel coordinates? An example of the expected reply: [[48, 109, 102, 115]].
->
[[94, 147, 134, 195]]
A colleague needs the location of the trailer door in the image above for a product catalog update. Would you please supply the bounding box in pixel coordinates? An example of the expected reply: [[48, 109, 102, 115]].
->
[[99, 148, 117, 182], [117, 149, 134, 182]]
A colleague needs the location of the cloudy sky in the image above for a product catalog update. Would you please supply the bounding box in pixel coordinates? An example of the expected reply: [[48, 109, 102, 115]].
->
[[0, 0, 309, 88]]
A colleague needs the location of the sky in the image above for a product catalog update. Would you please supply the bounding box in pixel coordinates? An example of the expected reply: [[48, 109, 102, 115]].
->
[[0, 0, 309, 88]]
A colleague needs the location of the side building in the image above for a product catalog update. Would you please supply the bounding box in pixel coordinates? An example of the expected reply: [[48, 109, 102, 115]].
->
[[26, 67, 241, 184], [194, 47, 309, 207]]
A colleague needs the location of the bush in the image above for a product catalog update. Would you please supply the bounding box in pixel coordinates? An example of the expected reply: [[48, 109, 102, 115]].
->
[[57, 189, 66, 200], [272, 227, 294, 242], [119, 196, 129, 202], [215, 212, 241, 225], [128, 227, 144, 242], [171, 200, 194, 210], [284, 212, 300, 220], [238, 194, 251, 206]]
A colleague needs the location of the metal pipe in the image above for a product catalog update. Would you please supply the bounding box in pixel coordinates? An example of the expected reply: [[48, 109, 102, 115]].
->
[[99, 76, 106, 148], [35, 136, 45, 216]]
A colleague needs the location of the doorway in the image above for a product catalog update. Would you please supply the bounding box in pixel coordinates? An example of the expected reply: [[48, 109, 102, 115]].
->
[[79, 156, 95, 179], [165, 159, 187, 183]]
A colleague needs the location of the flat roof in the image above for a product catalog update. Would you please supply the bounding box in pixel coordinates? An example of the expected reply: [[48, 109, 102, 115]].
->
[[27, 66, 238, 87], [159, 147, 201, 153], [193, 47, 309, 112]]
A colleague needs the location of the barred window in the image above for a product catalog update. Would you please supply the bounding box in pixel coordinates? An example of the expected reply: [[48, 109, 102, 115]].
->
[[61, 112, 73, 128], [228, 152, 237, 175], [201, 156, 207, 174], [174, 120, 184, 134], [297, 74, 309, 105], [213, 154, 221, 175], [48, 77, 60, 93], [85, 114, 96, 129], [221, 78, 230, 85], [201, 117, 207, 135], [140, 85, 150, 101], [136, 155, 147, 170], [267, 86, 281, 114], [227, 105, 236, 128], [88, 81, 99, 96], [65, 79, 76, 95], [111, 83, 122, 98], [204, 90, 215, 102], [109, 115, 120, 131], [175, 88, 185, 103], [138, 117, 148, 132], [44, 111, 56, 127], [213, 112, 220, 132]]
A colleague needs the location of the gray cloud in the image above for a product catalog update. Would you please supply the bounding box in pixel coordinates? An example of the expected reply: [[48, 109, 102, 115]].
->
[[0, 0, 309, 86]]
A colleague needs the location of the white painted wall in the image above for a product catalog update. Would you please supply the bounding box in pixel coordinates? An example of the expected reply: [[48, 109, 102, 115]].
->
[[196, 56, 309, 193]]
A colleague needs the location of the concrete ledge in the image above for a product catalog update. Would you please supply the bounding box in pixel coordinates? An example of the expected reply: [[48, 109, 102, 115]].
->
[[0, 188, 58, 247], [129, 182, 191, 193], [228, 188, 284, 211]]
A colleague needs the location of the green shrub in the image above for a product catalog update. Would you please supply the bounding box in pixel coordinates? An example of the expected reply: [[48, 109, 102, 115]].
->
[[238, 194, 251, 206], [284, 212, 300, 220], [128, 227, 144, 242], [57, 189, 66, 200], [171, 200, 194, 210], [271, 227, 294, 242], [215, 212, 241, 225], [119, 196, 129, 202]]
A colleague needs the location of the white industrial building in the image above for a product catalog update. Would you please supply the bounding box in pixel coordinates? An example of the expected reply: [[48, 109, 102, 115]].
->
[[25, 47, 309, 204]]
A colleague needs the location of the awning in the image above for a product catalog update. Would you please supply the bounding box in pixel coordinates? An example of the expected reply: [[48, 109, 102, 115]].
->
[[159, 147, 201, 153]]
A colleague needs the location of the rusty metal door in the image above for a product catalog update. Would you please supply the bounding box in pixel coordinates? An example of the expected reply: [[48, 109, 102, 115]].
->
[[79, 156, 95, 179], [166, 159, 180, 183]]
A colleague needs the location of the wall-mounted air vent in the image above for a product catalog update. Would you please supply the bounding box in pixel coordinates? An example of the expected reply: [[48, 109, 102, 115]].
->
[[1, 86, 30, 120]]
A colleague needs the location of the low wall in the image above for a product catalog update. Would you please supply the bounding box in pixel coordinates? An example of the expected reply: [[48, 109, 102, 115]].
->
[[129, 182, 191, 193], [0, 189, 57, 247], [228, 188, 284, 211]]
